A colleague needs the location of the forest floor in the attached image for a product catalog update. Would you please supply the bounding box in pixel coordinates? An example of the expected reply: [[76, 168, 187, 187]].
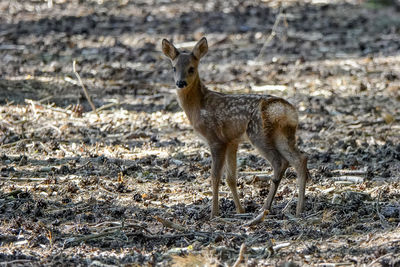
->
[[1, 0, 400, 266]]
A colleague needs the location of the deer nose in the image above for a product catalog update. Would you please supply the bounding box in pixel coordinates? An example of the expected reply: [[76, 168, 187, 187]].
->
[[176, 80, 187, 88]]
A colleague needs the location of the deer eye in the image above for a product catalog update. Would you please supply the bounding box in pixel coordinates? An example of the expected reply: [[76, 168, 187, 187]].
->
[[188, 67, 195, 74], [173, 67, 176, 72]]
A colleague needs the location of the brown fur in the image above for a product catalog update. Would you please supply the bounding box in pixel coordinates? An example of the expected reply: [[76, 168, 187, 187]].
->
[[162, 37, 309, 218]]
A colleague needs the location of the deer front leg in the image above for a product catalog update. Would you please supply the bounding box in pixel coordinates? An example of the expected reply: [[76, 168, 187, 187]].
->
[[210, 143, 227, 218], [225, 143, 245, 214]]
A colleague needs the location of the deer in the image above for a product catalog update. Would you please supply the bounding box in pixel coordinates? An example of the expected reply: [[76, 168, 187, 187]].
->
[[162, 37, 309, 218]]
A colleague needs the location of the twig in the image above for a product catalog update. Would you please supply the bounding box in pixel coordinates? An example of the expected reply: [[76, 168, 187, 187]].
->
[[0, 44, 26, 50], [0, 177, 49, 182], [272, 242, 291, 252], [256, 6, 284, 60], [239, 171, 270, 175], [39, 95, 53, 103], [232, 243, 246, 267], [25, 99, 71, 115], [345, 117, 400, 127], [243, 210, 269, 227], [233, 213, 255, 218], [90, 223, 154, 235], [281, 191, 296, 214], [127, 232, 198, 240], [211, 217, 235, 225], [0, 138, 30, 148], [0, 259, 36, 266], [96, 102, 120, 112], [46, 205, 88, 215], [317, 262, 354, 267], [368, 253, 395, 267], [332, 176, 364, 183], [240, 171, 271, 183], [64, 228, 121, 246], [375, 189, 389, 229], [72, 60, 97, 115], [332, 168, 368, 176], [155, 216, 187, 232]]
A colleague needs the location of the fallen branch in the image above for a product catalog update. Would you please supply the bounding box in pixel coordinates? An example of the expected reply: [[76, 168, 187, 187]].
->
[[233, 213, 255, 218], [251, 84, 288, 92], [272, 242, 291, 252], [0, 138, 31, 148], [39, 95, 53, 103], [155, 216, 187, 232], [317, 262, 354, 267], [240, 171, 271, 183], [64, 228, 121, 246], [72, 60, 97, 115], [25, 99, 71, 115], [345, 117, 400, 127], [0, 44, 26, 50], [239, 171, 270, 175], [0, 177, 49, 182], [332, 168, 368, 176], [332, 176, 364, 183], [0, 259, 36, 265], [232, 243, 246, 267], [243, 210, 269, 227], [96, 102, 120, 112], [211, 217, 235, 225]]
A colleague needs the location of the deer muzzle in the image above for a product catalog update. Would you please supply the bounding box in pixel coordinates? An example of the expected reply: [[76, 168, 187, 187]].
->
[[176, 80, 187, 88]]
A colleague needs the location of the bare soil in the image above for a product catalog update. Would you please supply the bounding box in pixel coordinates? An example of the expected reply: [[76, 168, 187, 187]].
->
[[0, 0, 400, 266]]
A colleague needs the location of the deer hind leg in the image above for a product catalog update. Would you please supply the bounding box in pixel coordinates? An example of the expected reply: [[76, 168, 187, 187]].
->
[[225, 142, 245, 214], [249, 136, 289, 212], [274, 126, 308, 216], [262, 150, 289, 212], [259, 98, 308, 216]]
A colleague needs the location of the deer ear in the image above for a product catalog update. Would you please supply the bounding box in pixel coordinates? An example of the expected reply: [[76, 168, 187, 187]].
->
[[192, 37, 208, 59], [162, 39, 179, 60]]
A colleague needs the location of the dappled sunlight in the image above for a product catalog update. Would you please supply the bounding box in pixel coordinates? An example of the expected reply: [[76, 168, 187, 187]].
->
[[1, 0, 400, 266]]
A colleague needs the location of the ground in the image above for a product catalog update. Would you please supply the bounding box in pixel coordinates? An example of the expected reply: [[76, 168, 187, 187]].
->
[[0, 0, 400, 266]]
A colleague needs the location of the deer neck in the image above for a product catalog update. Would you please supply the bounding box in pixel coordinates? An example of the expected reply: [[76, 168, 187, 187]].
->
[[176, 75, 206, 124]]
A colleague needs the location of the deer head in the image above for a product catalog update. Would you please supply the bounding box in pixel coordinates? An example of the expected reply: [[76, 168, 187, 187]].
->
[[162, 37, 208, 89]]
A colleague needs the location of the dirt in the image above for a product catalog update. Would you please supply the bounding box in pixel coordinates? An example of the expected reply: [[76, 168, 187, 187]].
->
[[0, 0, 400, 266]]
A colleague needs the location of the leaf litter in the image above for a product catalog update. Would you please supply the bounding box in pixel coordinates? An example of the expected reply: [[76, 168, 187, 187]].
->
[[0, 0, 400, 266]]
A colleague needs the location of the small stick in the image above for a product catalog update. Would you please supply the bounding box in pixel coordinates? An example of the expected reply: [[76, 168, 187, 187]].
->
[[211, 217, 235, 225], [239, 171, 270, 175], [0, 177, 49, 182], [232, 243, 246, 267], [0, 138, 30, 148], [233, 213, 255, 218], [345, 118, 400, 127], [39, 95, 53, 103], [317, 263, 358, 267], [273, 242, 291, 251], [96, 102, 119, 112], [281, 190, 296, 214], [155, 216, 187, 232], [375, 189, 389, 229], [256, 6, 284, 60], [332, 176, 364, 183], [0, 259, 36, 265], [64, 229, 120, 246], [72, 60, 97, 115], [332, 168, 368, 176], [243, 210, 269, 227]]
